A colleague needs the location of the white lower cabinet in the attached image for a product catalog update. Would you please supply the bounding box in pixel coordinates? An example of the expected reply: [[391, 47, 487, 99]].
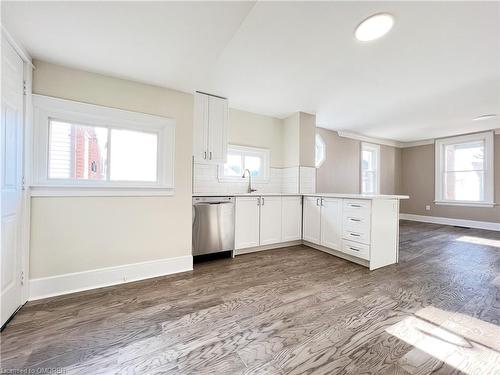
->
[[303, 197, 342, 248], [231, 194, 401, 269], [282, 196, 302, 241], [235, 195, 303, 251], [260, 196, 282, 245], [319, 198, 342, 249], [303, 196, 321, 244], [235, 196, 260, 249]]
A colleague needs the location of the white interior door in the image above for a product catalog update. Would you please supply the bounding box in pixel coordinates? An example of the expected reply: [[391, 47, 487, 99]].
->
[[303, 196, 321, 245], [260, 196, 282, 245], [320, 198, 342, 250], [1, 36, 25, 328]]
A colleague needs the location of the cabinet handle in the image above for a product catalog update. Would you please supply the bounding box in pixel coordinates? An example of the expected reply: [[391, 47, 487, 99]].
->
[[349, 232, 361, 237], [320, 198, 324, 206], [204, 151, 207, 159], [209, 151, 212, 160], [349, 204, 362, 208], [349, 218, 361, 222], [316, 198, 320, 206], [261, 197, 265, 206], [349, 247, 360, 252], [257, 197, 260, 206]]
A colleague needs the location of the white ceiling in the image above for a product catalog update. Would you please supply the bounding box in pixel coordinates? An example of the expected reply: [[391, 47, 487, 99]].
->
[[3, 1, 499, 142]]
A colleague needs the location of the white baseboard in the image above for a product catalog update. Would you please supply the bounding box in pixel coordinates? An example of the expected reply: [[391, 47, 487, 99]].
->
[[400, 213, 500, 232], [29, 255, 193, 301], [234, 240, 302, 255]]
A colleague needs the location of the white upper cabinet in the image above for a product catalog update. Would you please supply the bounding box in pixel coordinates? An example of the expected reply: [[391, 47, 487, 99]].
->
[[303, 196, 321, 245], [207, 95, 228, 164], [320, 198, 342, 249], [193, 92, 228, 164], [260, 196, 282, 246], [235, 196, 260, 249], [282, 196, 302, 242], [193, 93, 209, 162]]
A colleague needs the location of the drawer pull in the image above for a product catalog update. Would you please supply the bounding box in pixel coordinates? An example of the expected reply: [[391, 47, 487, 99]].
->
[[349, 247, 360, 252], [349, 204, 362, 208], [349, 218, 361, 222], [349, 232, 361, 237]]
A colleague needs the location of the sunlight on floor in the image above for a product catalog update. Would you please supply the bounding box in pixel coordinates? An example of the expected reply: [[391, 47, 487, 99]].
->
[[386, 306, 500, 375], [456, 235, 500, 249]]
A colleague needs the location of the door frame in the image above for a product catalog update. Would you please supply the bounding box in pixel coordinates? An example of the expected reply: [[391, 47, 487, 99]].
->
[[2, 26, 33, 307]]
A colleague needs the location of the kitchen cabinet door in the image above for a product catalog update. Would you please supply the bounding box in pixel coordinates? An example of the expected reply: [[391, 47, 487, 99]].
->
[[303, 196, 321, 245], [193, 92, 209, 162], [320, 198, 342, 250], [207, 95, 228, 164], [260, 196, 282, 245], [235, 197, 260, 249], [282, 196, 302, 241]]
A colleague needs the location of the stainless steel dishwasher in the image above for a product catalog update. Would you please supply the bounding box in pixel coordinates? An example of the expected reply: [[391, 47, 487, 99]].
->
[[192, 197, 235, 256]]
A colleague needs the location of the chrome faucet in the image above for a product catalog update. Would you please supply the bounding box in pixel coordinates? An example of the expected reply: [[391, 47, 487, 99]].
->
[[242, 169, 257, 193]]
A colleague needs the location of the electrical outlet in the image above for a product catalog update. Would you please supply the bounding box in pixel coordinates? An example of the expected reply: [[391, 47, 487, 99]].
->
[[425, 205, 431, 211]]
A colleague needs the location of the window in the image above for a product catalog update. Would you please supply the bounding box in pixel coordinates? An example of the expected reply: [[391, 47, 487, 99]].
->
[[361, 142, 380, 194], [315, 134, 326, 168], [219, 145, 270, 181], [435, 132, 494, 206], [33, 95, 175, 196]]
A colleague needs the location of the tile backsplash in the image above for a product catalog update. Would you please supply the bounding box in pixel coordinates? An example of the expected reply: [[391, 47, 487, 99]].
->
[[299, 166, 316, 194], [193, 164, 316, 195]]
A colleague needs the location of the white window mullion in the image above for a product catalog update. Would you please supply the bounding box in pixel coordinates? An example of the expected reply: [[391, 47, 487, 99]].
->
[[361, 142, 380, 194], [435, 131, 494, 206], [32, 94, 175, 196], [218, 144, 270, 182], [106, 127, 112, 182]]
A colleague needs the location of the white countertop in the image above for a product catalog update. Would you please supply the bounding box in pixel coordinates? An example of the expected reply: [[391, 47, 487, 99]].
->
[[193, 192, 409, 199], [304, 193, 409, 200], [193, 192, 302, 197]]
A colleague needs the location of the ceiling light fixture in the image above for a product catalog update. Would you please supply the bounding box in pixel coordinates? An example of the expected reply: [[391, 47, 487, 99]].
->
[[355, 13, 394, 42], [472, 114, 497, 121]]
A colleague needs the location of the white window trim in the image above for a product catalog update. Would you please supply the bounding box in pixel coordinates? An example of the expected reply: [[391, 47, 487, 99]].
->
[[32, 95, 175, 196], [217, 144, 270, 182], [315, 134, 326, 168], [435, 131, 495, 207], [361, 142, 380, 194]]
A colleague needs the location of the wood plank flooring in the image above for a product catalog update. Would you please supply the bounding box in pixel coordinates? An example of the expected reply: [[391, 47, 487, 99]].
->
[[1, 220, 499, 374]]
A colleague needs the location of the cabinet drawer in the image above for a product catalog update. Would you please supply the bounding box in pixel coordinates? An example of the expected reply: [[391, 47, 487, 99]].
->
[[342, 240, 370, 260], [343, 214, 371, 232], [343, 199, 371, 218], [343, 228, 370, 245]]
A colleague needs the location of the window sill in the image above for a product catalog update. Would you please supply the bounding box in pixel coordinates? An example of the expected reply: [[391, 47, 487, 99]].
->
[[434, 200, 496, 208], [30, 185, 174, 197]]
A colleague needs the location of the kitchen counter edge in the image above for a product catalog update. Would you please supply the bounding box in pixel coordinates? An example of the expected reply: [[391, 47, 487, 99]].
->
[[193, 193, 409, 199]]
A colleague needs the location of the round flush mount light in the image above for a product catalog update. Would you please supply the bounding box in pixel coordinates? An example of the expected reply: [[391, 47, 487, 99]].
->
[[472, 114, 497, 121], [355, 13, 394, 42]]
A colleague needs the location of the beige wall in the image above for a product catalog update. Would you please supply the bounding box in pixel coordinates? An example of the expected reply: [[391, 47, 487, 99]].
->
[[282, 112, 300, 167], [228, 109, 283, 167], [30, 60, 289, 279], [299, 112, 316, 168], [315, 128, 402, 195], [281, 111, 316, 168], [316, 128, 360, 193], [400, 135, 500, 223], [380, 145, 402, 195], [30, 60, 194, 278]]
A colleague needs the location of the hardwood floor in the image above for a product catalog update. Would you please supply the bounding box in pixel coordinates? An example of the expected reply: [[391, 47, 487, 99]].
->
[[1, 220, 499, 374]]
